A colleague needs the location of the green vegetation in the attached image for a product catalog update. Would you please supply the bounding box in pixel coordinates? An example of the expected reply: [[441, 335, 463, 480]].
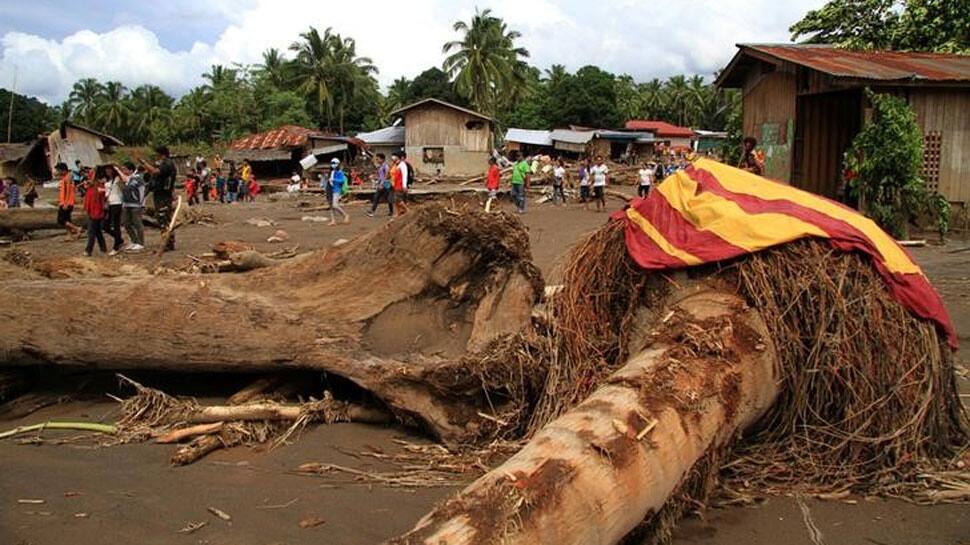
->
[[843, 89, 949, 238]]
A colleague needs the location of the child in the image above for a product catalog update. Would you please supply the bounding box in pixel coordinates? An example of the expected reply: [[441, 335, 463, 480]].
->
[[485, 157, 501, 212], [329, 164, 350, 225], [247, 177, 260, 201], [83, 177, 108, 256], [185, 175, 199, 206]]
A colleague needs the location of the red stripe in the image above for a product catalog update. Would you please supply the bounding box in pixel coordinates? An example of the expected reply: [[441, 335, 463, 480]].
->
[[629, 193, 749, 264], [684, 166, 956, 348]]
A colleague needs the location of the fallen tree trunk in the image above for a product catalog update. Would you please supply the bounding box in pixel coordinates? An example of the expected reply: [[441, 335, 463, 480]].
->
[[391, 287, 780, 545], [189, 402, 390, 425], [0, 204, 543, 444], [0, 207, 88, 232]]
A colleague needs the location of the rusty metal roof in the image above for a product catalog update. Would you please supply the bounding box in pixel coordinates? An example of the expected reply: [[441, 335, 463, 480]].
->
[[739, 44, 970, 83], [230, 125, 322, 150]]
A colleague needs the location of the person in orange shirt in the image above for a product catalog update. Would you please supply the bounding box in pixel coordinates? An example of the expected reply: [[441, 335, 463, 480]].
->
[[390, 154, 409, 216], [56, 163, 81, 239]]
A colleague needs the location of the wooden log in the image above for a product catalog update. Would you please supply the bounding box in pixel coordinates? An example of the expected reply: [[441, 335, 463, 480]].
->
[[155, 422, 224, 444], [0, 207, 88, 232], [390, 288, 780, 545], [0, 204, 543, 445], [188, 402, 391, 425]]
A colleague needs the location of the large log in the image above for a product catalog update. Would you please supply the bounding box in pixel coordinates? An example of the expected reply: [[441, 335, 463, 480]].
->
[[0, 207, 87, 232], [0, 204, 543, 444], [391, 287, 780, 545]]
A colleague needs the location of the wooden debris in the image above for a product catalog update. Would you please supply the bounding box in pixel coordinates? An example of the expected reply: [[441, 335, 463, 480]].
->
[[206, 506, 232, 522]]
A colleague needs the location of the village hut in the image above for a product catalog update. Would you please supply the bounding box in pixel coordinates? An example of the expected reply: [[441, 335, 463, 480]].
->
[[356, 125, 405, 160], [716, 44, 970, 202], [624, 120, 696, 152], [504, 128, 554, 157], [391, 98, 494, 177], [12, 122, 123, 181], [0, 143, 31, 180]]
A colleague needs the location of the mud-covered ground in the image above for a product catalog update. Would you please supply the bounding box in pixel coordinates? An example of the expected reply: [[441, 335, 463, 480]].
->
[[1, 186, 967, 545]]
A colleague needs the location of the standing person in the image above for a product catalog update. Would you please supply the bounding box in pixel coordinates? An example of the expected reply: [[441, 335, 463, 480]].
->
[[137, 146, 178, 252], [485, 157, 501, 212], [248, 177, 260, 201], [329, 162, 350, 225], [552, 159, 566, 205], [226, 174, 240, 203], [215, 169, 226, 203], [82, 176, 108, 256], [509, 151, 530, 214], [400, 152, 415, 209], [104, 165, 125, 254], [366, 153, 394, 217], [590, 155, 609, 212], [237, 168, 249, 202], [185, 174, 199, 206], [390, 154, 409, 216], [638, 161, 655, 198], [56, 163, 82, 239], [118, 162, 146, 252], [738, 136, 763, 176], [326, 158, 339, 209], [200, 161, 211, 202], [654, 159, 665, 185], [5, 177, 19, 208], [578, 159, 591, 208], [22, 176, 38, 207]]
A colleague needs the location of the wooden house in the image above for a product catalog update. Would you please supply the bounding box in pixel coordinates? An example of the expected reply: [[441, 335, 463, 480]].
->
[[391, 99, 493, 177], [717, 44, 970, 203]]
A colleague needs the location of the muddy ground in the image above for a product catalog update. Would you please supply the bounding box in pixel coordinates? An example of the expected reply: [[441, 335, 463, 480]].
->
[[1, 186, 967, 545]]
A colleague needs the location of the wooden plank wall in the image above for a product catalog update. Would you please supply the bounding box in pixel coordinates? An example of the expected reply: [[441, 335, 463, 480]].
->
[[908, 89, 970, 204], [795, 90, 862, 198], [743, 69, 797, 181], [404, 106, 491, 152]]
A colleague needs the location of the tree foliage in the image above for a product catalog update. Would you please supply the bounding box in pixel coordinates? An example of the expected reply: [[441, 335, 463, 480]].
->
[[0, 88, 58, 142], [844, 89, 948, 238], [791, 0, 969, 53]]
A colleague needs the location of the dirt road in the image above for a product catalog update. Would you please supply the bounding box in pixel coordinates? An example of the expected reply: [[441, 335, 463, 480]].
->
[[1, 188, 967, 545]]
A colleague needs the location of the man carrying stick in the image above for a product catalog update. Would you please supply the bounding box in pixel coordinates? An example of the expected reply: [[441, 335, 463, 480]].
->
[[136, 146, 178, 252]]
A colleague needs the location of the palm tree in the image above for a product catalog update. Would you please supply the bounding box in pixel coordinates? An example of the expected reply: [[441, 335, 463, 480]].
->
[[290, 26, 338, 128], [638, 79, 665, 119], [442, 8, 530, 115], [203, 65, 238, 90], [96, 81, 130, 135], [664, 75, 690, 126], [128, 85, 174, 143], [329, 33, 378, 133], [257, 48, 289, 88], [68, 78, 104, 124], [176, 88, 210, 141]]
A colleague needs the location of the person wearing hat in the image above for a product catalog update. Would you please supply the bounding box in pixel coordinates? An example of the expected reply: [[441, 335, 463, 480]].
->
[[326, 158, 340, 209]]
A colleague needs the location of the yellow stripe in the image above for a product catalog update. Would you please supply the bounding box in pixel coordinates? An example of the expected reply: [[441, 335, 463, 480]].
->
[[693, 159, 920, 274], [624, 207, 703, 266], [657, 171, 829, 252]]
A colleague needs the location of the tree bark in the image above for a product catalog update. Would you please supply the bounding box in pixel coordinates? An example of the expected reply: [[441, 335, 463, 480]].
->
[[0, 207, 87, 232], [0, 205, 542, 444], [390, 287, 781, 545]]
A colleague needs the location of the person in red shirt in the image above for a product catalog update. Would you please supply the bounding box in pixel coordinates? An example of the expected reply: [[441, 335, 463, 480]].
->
[[185, 175, 199, 206], [248, 177, 260, 201], [390, 154, 409, 216], [82, 176, 108, 256], [485, 157, 501, 212]]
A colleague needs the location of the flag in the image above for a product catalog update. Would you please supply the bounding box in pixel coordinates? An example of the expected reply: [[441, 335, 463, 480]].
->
[[613, 158, 957, 348]]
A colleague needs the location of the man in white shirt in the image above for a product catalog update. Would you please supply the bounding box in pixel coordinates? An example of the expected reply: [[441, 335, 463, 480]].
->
[[552, 159, 566, 205], [590, 156, 609, 211], [638, 161, 655, 198]]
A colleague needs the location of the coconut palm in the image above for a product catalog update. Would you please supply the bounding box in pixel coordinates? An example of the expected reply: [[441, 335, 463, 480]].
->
[[96, 81, 130, 135], [290, 26, 339, 128], [67, 78, 104, 124], [638, 78, 665, 119], [128, 84, 174, 143], [203, 65, 238, 90], [328, 34, 378, 134], [442, 8, 530, 115], [664, 75, 691, 126], [257, 48, 290, 88]]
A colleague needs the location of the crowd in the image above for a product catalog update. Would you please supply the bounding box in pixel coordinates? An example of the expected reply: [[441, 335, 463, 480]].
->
[[182, 156, 262, 206]]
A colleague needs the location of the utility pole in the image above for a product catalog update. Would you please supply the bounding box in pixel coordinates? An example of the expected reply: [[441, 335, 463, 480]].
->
[[6, 65, 16, 143]]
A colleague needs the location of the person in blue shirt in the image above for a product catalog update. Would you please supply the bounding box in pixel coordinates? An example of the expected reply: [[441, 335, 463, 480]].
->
[[366, 153, 393, 217], [329, 160, 350, 225], [3, 178, 19, 208]]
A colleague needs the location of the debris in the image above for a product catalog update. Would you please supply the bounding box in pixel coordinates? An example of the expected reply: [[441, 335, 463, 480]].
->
[[897, 239, 927, 247], [797, 495, 827, 545], [74, 512, 89, 519], [17, 499, 45, 504], [206, 507, 232, 522], [178, 521, 207, 534], [267, 229, 289, 243], [246, 217, 277, 228], [299, 516, 326, 529], [154, 422, 224, 444], [0, 421, 117, 440], [256, 498, 298, 510], [332, 239, 349, 247], [301, 216, 330, 223]]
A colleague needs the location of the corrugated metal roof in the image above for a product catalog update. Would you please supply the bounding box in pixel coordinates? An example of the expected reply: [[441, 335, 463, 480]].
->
[[742, 44, 970, 82], [594, 129, 657, 142], [624, 120, 695, 138], [505, 128, 553, 146], [230, 125, 321, 150], [550, 129, 594, 145], [357, 126, 405, 145], [224, 148, 293, 162]]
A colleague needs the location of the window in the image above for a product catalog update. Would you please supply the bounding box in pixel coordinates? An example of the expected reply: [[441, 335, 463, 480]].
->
[[465, 120, 485, 130], [423, 147, 445, 164]]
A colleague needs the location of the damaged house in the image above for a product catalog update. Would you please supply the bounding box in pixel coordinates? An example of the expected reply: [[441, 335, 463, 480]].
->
[[226, 125, 363, 177], [391, 98, 494, 177], [11, 122, 124, 181]]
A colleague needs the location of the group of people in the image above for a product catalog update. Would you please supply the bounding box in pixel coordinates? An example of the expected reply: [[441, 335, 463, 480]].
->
[[183, 157, 261, 206], [55, 147, 177, 256], [0, 175, 36, 209], [364, 151, 415, 221]]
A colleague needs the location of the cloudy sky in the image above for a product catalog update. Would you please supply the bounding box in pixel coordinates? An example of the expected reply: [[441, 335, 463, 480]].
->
[[0, 0, 827, 104]]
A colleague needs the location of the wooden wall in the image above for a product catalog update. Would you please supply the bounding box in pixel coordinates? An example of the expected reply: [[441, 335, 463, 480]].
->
[[742, 69, 797, 181], [404, 106, 491, 152], [794, 90, 863, 198], [907, 89, 970, 204]]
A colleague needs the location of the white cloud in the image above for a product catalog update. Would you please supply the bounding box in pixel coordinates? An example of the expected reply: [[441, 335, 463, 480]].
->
[[0, 0, 827, 104]]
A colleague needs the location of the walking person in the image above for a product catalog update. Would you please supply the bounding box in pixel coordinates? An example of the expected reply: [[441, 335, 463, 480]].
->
[[552, 159, 566, 205], [215, 170, 226, 203], [329, 161, 350, 225], [390, 154, 409, 216], [590, 155, 609, 212], [485, 157, 501, 212], [638, 161, 655, 198], [55, 163, 82, 239], [510, 151, 530, 214], [82, 176, 108, 256], [578, 159, 591, 209], [366, 153, 394, 217], [136, 146, 177, 251], [326, 158, 339, 209], [118, 162, 147, 252], [104, 165, 125, 254]]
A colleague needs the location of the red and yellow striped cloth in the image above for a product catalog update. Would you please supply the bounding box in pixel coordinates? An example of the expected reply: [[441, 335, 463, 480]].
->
[[613, 158, 956, 348]]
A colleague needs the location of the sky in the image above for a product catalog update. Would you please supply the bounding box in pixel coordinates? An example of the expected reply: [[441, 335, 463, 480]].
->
[[0, 0, 827, 104]]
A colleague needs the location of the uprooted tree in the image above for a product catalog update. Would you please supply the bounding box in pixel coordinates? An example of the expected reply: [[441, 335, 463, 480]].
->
[[0, 201, 966, 544]]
